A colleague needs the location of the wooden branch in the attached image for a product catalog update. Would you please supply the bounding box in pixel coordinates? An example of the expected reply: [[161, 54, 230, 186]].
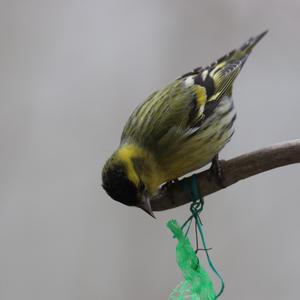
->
[[151, 139, 300, 211]]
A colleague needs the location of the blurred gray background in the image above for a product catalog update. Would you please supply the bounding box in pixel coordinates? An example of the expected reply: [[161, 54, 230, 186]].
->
[[0, 0, 299, 299]]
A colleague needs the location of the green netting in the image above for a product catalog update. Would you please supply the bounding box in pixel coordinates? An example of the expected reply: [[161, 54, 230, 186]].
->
[[167, 220, 216, 300]]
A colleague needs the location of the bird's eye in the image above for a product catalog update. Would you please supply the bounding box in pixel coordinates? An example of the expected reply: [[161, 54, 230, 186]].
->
[[140, 181, 145, 191]]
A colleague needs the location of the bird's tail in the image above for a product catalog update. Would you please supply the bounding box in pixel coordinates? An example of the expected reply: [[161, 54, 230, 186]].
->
[[239, 30, 268, 55], [210, 30, 268, 68], [201, 31, 268, 102]]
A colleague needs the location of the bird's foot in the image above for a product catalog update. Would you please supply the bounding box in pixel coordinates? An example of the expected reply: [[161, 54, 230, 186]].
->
[[209, 155, 226, 188]]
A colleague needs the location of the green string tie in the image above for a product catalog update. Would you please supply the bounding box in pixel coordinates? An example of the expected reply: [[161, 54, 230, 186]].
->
[[181, 175, 225, 299]]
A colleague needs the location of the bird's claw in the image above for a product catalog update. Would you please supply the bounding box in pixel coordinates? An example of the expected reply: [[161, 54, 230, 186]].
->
[[209, 155, 226, 188]]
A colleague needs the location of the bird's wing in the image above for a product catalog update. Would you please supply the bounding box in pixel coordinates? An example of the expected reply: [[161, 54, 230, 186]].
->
[[121, 31, 267, 148], [121, 80, 194, 146], [182, 30, 268, 127]]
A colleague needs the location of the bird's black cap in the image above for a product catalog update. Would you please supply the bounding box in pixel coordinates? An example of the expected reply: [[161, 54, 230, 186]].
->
[[102, 164, 138, 207]]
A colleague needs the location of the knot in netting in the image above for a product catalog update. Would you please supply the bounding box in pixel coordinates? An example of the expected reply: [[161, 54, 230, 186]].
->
[[190, 196, 203, 216]]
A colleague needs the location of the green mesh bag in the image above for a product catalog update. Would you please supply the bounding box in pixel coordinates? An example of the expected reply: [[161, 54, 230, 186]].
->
[[167, 220, 216, 300]]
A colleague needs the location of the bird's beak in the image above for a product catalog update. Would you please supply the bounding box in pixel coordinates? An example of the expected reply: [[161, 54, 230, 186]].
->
[[138, 194, 156, 218]]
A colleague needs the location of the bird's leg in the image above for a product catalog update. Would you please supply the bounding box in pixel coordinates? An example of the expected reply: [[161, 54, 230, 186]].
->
[[209, 155, 226, 188]]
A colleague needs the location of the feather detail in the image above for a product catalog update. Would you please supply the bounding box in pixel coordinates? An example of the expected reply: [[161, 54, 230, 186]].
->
[[102, 31, 267, 212], [120, 31, 267, 180]]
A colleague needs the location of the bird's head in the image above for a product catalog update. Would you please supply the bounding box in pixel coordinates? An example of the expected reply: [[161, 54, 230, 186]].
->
[[102, 145, 159, 218]]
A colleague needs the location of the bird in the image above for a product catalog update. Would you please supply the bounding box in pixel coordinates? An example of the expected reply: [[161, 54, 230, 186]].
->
[[102, 31, 268, 217]]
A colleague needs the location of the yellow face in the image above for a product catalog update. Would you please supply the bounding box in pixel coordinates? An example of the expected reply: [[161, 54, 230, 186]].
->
[[114, 144, 165, 194], [102, 144, 161, 217], [115, 145, 144, 188]]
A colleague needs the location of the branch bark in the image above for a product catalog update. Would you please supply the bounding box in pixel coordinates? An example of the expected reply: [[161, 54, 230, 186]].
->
[[151, 139, 300, 211]]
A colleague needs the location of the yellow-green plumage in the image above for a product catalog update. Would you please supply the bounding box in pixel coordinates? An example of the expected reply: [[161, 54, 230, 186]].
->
[[102, 31, 267, 215]]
